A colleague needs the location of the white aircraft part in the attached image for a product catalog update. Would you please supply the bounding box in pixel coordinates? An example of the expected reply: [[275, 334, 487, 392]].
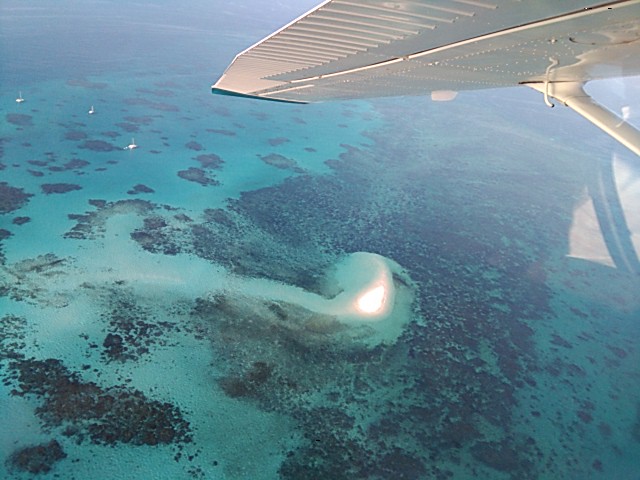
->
[[526, 81, 640, 157], [213, 0, 640, 102]]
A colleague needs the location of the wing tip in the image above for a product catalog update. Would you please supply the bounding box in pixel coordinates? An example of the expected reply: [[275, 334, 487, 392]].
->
[[211, 87, 307, 104]]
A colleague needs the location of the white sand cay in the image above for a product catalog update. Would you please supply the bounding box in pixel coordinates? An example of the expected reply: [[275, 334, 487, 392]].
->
[[14, 213, 416, 347], [222, 251, 415, 345]]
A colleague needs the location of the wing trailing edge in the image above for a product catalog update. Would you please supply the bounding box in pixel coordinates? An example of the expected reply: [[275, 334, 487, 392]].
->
[[212, 0, 640, 154]]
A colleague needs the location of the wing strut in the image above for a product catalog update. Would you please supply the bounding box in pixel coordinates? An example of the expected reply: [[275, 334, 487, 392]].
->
[[525, 81, 640, 157]]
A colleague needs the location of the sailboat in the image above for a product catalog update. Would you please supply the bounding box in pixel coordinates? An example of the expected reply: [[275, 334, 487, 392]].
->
[[124, 138, 138, 150], [15, 91, 25, 103], [88, 105, 95, 115]]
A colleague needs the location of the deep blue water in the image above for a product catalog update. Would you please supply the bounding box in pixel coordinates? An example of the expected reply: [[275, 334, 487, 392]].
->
[[1, 2, 639, 479]]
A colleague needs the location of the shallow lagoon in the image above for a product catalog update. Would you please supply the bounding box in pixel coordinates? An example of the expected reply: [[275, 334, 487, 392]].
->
[[1, 1, 639, 479]]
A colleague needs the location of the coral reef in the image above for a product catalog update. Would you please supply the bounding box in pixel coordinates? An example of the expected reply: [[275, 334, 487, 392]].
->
[[41, 183, 82, 194], [268, 137, 289, 146], [65, 198, 155, 240], [97, 285, 179, 362], [0, 315, 191, 450], [6, 113, 33, 127], [9, 357, 192, 446], [0, 254, 70, 306], [195, 153, 224, 169], [127, 183, 155, 195], [177, 167, 220, 186], [6, 440, 66, 474], [79, 139, 119, 152], [12, 216, 30, 225], [258, 153, 305, 173], [0, 182, 33, 213], [206, 128, 236, 137], [123, 97, 179, 112]]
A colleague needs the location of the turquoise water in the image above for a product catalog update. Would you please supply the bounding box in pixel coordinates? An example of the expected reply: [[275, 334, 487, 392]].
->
[[2, 2, 640, 479]]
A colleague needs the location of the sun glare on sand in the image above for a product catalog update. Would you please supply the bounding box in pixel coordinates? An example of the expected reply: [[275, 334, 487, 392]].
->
[[356, 284, 386, 314]]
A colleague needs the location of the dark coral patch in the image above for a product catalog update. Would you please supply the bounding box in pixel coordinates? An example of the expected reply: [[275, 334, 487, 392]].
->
[[130, 215, 186, 255], [219, 361, 274, 399], [12, 216, 30, 225], [41, 183, 82, 195], [8, 358, 192, 446], [63, 158, 90, 170], [0, 182, 33, 214], [79, 139, 119, 152], [206, 128, 236, 137], [124, 115, 156, 125], [64, 130, 88, 141], [470, 441, 531, 474], [6, 440, 67, 474], [116, 122, 139, 133], [123, 97, 179, 112], [6, 113, 33, 127], [28, 159, 49, 167], [577, 410, 593, 423], [177, 167, 220, 186], [127, 184, 155, 195], [64, 199, 154, 240], [631, 403, 640, 442], [136, 88, 176, 98], [98, 287, 180, 362], [66, 78, 108, 89], [268, 137, 289, 146], [258, 153, 305, 173], [606, 345, 627, 359], [550, 334, 572, 348], [185, 141, 204, 151], [195, 153, 224, 169]]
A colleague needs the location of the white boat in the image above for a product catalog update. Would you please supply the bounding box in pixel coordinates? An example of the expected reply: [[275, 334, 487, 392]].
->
[[88, 105, 95, 114], [124, 138, 138, 150], [15, 91, 25, 103]]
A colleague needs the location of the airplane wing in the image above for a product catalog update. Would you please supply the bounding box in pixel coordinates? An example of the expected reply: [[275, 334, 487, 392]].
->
[[212, 0, 640, 155]]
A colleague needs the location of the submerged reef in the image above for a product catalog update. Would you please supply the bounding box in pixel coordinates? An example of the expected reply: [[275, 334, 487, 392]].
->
[[6, 113, 33, 127], [97, 285, 180, 362], [267, 137, 289, 146], [258, 153, 305, 173], [177, 167, 220, 186], [127, 183, 155, 195], [12, 216, 31, 225], [185, 140, 204, 151], [123, 97, 179, 112], [0, 182, 33, 214], [0, 315, 192, 452], [65, 198, 156, 240], [6, 440, 66, 474], [41, 183, 82, 195], [64, 130, 88, 141], [0, 254, 69, 306], [173, 109, 574, 477], [79, 139, 119, 152], [9, 357, 192, 446], [195, 153, 224, 169], [1, 94, 635, 478]]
